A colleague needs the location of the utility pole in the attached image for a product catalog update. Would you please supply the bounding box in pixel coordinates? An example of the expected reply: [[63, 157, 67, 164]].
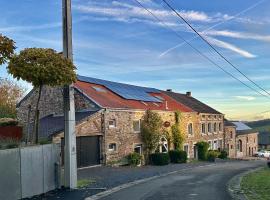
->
[[62, 0, 77, 189]]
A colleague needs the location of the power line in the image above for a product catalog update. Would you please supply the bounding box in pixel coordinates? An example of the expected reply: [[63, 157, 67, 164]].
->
[[161, 0, 270, 97], [132, 0, 270, 99]]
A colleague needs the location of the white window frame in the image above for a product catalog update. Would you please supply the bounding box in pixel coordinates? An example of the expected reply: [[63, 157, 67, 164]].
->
[[108, 143, 117, 152], [183, 144, 189, 158], [133, 120, 141, 133], [158, 137, 168, 153], [108, 119, 116, 128], [201, 123, 206, 135]]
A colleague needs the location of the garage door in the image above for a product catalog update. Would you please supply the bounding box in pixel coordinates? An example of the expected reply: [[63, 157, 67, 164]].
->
[[61, 136, 101, 168]]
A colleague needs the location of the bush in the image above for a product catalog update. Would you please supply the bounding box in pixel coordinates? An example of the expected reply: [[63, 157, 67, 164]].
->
[[6, 143, 19, 149], [150, 153, 169, 165], [127, 152, 142, 166], [169, 150, 187, 163], [0, 118, 18, 127], [196, 141, 209, 161], [207, 150, 220, 162], [39, 139, 52, 145], [218, 150, 228, 159], [267, 161, 270, 168]]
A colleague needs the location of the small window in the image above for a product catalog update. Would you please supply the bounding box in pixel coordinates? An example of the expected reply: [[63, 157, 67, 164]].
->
[[201, 123, 206, 134], [219, 123, 222, 132], [208, 123, 212, 133], [188, 123, 193, 135], [231, 145, 233, 149], [208, 141, 212, 150], [184, 145, 189, 154], [109, 119, 116, 128], [213, 122, 217, 133], [134, 144, 142, 155], [133, 120, 141, 133], [108, 143, 117, 151], [202, 115, 205, 119], [92, 86, 106, 92], [230, 131, 233, 138]]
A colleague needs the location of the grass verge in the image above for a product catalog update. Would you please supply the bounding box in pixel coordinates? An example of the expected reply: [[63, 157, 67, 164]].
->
[[241, 167, 270, 200], [77, 178, 96, 188]]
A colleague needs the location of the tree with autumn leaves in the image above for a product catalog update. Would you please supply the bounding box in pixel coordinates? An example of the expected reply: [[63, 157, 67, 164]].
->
[[0, 34, 77, 143]]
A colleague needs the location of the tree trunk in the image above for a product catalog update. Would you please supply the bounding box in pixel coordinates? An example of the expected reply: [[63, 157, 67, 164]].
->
[[33, 85, 42, 144]]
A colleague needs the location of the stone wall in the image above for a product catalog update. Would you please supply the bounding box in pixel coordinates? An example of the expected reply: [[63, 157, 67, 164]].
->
[[224, 126, 236, 158], [17, 86, 99, 134], [236, 132, 258, 158]]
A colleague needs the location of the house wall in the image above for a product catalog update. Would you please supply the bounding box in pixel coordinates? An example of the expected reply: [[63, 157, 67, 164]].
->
[[17, 86, 99, 134], [224, 126, 236, 158], [236, 132, 258, 158], [52, 109, 225, 163]]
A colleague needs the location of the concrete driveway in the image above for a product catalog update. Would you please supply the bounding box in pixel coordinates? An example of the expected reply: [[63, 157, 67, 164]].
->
[[95, 160, 265, 200]]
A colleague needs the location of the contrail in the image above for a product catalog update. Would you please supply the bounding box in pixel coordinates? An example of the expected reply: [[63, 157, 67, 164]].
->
[[159, 0, 266, 58]]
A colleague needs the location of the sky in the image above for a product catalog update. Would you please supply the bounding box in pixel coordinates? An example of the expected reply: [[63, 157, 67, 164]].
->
[[0, 0, 270, 121]]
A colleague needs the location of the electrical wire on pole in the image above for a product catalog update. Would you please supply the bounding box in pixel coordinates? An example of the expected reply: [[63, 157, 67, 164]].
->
[[161, 0, 270, 97], [133, 0, 270, 100]]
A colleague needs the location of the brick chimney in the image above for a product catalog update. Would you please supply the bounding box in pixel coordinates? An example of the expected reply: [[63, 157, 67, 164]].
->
[[186, 91, 191, 97], [166, 89, 172, 92]]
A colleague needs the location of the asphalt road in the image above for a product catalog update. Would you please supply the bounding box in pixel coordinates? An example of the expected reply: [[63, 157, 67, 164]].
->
[[99, 160, 265, 200]]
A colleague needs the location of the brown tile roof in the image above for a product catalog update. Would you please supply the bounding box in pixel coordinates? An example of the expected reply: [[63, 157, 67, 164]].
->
[[74, 80, 193, 112], [163, 91, 222, 114]]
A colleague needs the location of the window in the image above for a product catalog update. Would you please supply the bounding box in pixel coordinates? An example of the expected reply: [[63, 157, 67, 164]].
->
[[202, 115, 206, 120], [213, 140, 218, 150], [134, 144, 142, 155], [208, 123, 212, 133], [219, 123, 222, 132], [92, 86, 107, 92], [188, 123, 193, 135], [158, 137, 168, 153], [213, 122, 217, 133], [208, 141, 212, 150], [231, 145, 233, 149], [133, 120, 141, 133], [201, 123, 206, 134], [184, 144, 189, 153], [230, 131, 233, 139], [247, 136, 249, 143], [218, 139, 223, 149], [237, 140, 243, 152], [108, 143, 117, 151], [109, 119, 116, 128]]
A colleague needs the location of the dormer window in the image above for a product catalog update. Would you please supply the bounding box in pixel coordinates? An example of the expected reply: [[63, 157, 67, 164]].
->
[[92, 86, 106, 92]]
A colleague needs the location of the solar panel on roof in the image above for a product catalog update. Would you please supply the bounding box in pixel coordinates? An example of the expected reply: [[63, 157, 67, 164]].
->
[[78, 75, 161, 102]]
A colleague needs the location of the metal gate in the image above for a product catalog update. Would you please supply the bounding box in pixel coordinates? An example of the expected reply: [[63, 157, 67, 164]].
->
[[61, 136, 101, 168]]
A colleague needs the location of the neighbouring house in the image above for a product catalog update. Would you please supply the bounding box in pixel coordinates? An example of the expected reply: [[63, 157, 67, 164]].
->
[[163, 90, 225, 158], [17, 75, 230, 167], [224, 121, 258, 158]]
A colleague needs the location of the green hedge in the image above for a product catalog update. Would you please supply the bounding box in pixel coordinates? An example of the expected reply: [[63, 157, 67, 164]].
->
[[127, 152, 142, 166], [196, 141, 209, 161], [218, 150, 228, 159], [169, 150, 187, 163], [207, 150, 220, 162], [150, 153, 169, 165]]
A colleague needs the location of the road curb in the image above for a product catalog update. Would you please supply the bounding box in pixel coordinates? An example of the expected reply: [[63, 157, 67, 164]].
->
[[227, 167, 263, 200], [85, 163, 216, 200]]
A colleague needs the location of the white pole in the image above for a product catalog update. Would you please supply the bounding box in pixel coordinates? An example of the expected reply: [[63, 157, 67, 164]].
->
[[62, 0, 77, 189]]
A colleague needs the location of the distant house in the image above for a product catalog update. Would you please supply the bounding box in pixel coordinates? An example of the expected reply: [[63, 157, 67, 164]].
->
[[258, 132, 270, 149], [17, 75, 244, 167], [224, 121, 258, 158]]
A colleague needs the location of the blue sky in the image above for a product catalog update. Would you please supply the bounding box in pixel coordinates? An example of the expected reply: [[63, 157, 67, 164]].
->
[[0, 0, 270, 120]]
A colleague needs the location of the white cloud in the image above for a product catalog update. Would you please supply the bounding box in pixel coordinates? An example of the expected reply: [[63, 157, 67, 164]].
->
[[205, 36, 256, 58], [204, 30, 270, 42], [234, 96, 256, 101]]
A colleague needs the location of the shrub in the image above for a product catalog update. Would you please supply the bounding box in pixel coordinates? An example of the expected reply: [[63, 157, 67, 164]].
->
[[207, 150, 219, 162], [218, 150, 228, 159], [0, 118, 18, 127], [39, 139, 52, 145], [150, 153, 169, 165], [6, 143, 19, 149], [127, 152, 142, 166], [267, 161, 270, 168], [169, 150, 187, 163], [196, 141, 209, 161]]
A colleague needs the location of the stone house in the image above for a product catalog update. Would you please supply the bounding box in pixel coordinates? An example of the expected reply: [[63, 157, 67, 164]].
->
[[18, 75, 232, 167], [224, 121, 258, 158], [163, 90, 225, 158]]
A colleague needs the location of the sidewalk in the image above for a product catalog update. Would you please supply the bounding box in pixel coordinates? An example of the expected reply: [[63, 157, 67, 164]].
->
[[28, 161, 225, 200]]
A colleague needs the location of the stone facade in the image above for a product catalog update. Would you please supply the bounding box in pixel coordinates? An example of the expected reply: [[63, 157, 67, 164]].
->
[[236, 133, 258, 158], [224, 125, 237, 158], [17, 86, 99, 133]]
